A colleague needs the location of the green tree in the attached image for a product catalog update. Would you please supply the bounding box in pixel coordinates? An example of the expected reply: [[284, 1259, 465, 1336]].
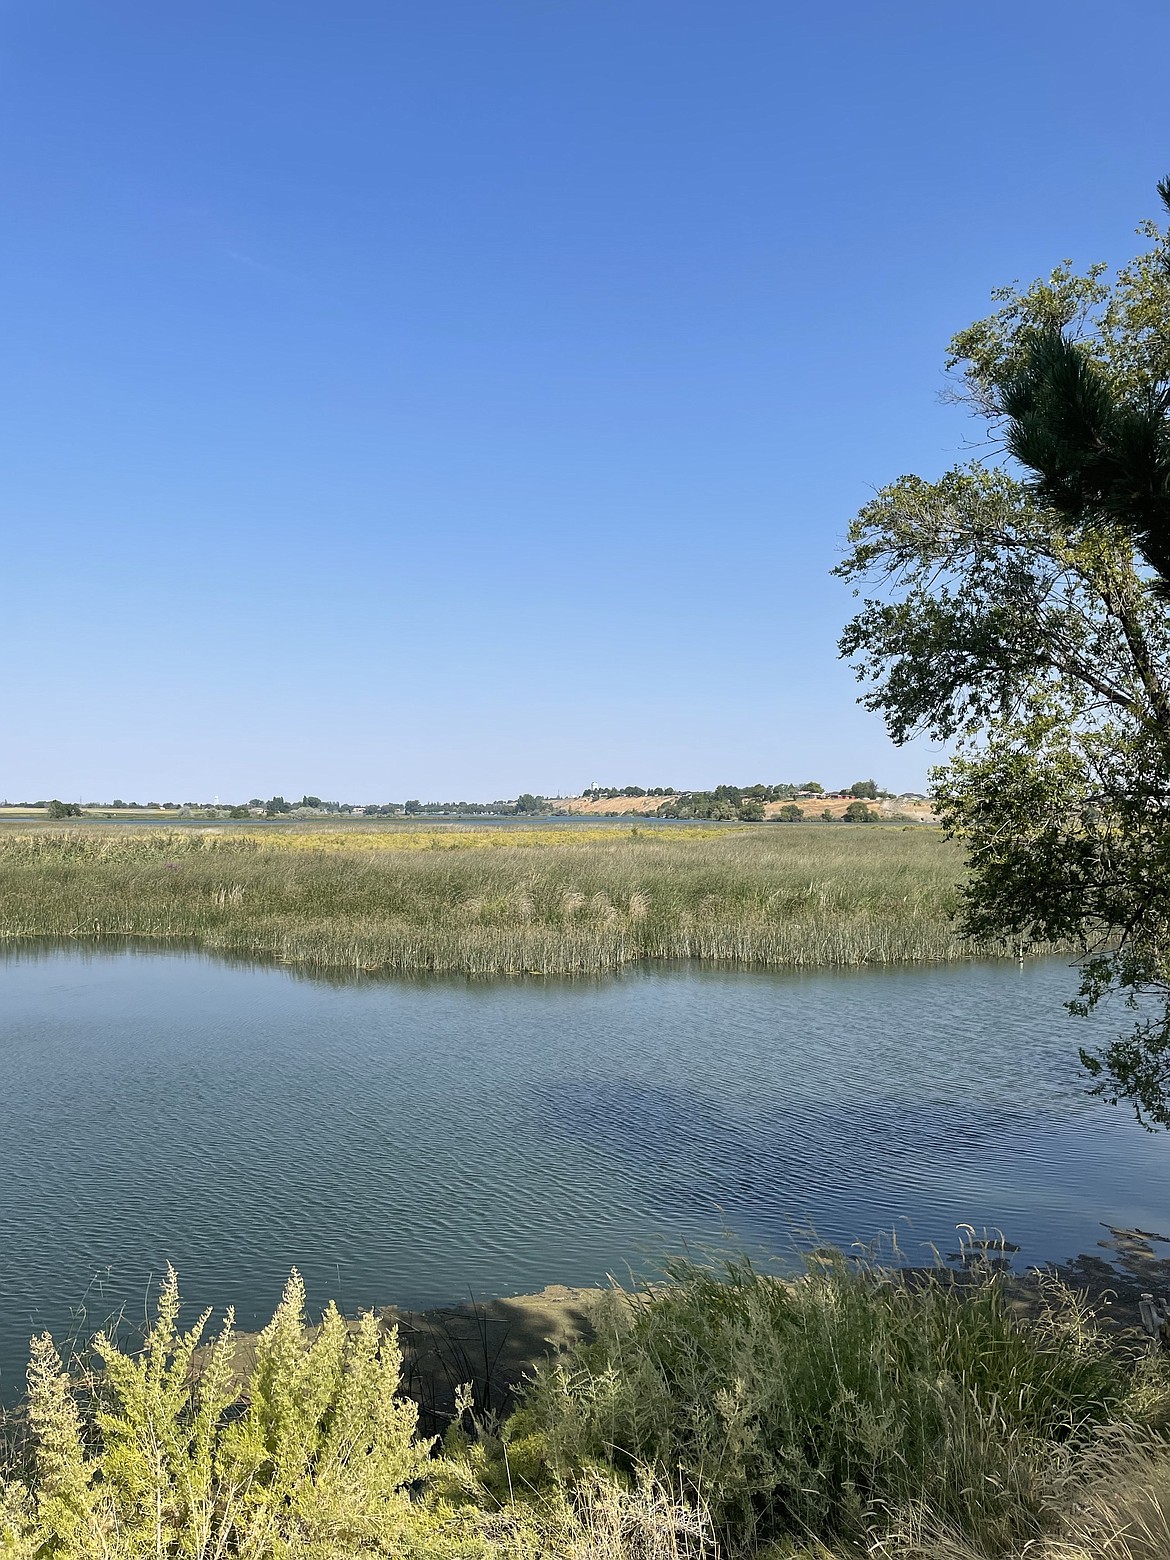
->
[[776, 803, 804, 822], [45, 800, 81, 819], [849, 779, 879, 799], [999, 176, 1170, 598], [837, 183, 1170, 1123], [737, 799, 766, 822], [843, 800, 874, 823]]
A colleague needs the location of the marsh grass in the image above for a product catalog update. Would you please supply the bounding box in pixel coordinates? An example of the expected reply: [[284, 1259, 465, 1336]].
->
[[0, 825, 1042, 977]]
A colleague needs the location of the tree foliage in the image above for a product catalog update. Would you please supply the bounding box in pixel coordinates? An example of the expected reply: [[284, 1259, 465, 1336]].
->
[[837, 187, 1170, 1124], [999, 176, 1170, 599], [655, 783, 801, 821], [1002, 330, 1170, 597]]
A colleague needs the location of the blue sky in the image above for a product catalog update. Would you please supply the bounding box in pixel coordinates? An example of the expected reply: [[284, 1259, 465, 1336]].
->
[[3, 1, 1168, 803]]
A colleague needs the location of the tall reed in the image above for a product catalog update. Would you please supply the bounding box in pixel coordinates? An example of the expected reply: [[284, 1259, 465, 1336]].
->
[[0, 824, 1047, 977]]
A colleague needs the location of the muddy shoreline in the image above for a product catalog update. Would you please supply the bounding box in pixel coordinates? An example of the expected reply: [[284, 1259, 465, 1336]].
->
[[362, 1226, 1170, 1430]]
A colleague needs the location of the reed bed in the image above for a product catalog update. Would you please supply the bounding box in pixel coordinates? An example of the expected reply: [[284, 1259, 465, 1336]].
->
[[0, 823, 1028, 977]]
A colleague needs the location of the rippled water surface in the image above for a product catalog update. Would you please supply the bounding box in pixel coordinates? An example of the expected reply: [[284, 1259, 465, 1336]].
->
[[2, 946, 1168, 1391]]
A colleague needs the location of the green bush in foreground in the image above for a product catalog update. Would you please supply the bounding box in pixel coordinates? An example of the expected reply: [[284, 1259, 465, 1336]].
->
[[0, 1268, 438, 1558], [3, 1256, 1170, 1558]]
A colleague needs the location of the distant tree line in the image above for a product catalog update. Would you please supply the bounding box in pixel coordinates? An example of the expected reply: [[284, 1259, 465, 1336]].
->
[[17, 799, 179, 813], [655, 784, 793, 821], [652, 780, 888, 822], [22, 793, 560, 819], [583, 786, 676, 800], [255, 793, 553, 818], [27, 781, 893, 824]]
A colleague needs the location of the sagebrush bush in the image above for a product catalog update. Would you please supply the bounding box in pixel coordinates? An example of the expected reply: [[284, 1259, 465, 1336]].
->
[[0, 1268, 722, 1560], [0, 1267, 439, 1558]]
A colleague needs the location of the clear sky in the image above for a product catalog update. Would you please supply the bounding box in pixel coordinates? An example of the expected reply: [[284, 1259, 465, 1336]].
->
[[3, 1, 1168, 803]]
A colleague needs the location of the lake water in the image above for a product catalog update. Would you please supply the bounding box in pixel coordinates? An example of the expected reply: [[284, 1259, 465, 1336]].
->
[[2, 945, 1168, 1393]]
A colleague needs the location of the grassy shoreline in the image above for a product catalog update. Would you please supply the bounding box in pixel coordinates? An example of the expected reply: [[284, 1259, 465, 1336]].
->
[[3, 1249, 1168, 1558], [0, 822, 1039, 977]]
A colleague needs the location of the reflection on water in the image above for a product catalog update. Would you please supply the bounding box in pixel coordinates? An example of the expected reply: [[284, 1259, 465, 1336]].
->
[[0, 944, 1166, 1392]]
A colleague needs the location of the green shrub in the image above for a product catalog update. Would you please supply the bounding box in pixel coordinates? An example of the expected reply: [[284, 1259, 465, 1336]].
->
[[509, 1256, 1130, 1555], [0, 1259, 720, 1559], [2, 1267, 437, 1558]]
